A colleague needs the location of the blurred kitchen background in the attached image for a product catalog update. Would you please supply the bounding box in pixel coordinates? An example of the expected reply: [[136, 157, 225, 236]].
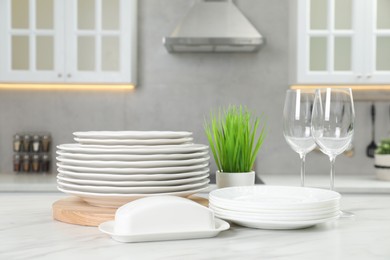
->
[[0, 0, 388, 188]]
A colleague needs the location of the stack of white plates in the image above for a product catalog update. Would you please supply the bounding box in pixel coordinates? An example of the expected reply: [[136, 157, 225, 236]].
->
[[209, 186, 341, 230], [56, 131, 210, 208]]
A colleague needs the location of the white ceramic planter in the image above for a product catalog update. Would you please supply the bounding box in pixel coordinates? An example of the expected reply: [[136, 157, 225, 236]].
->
[[374, 154, 390, 181], [216, 171, 255, 189]]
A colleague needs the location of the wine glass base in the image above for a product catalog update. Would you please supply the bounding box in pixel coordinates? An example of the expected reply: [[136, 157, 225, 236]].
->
[[340, 210, 355, 218]]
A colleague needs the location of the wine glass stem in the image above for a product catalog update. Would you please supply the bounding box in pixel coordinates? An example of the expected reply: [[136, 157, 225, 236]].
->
[[329, 155, 336, 191], [299, 153, 306, 187]]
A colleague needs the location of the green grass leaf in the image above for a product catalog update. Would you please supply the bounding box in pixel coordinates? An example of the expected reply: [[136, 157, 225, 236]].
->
[[204, 105, 266, 173]]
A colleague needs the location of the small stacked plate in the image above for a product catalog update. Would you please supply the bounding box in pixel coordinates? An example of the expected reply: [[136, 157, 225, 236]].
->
[[56, 131, 210, 208], [209, 186, 341, 230]]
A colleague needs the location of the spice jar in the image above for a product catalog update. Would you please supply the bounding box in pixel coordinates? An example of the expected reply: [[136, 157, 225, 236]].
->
[[32, 154, 40, 172], [13, 154, 21, 172], [41, 154, 50, 172], [23, 135, 31, 152], [22, 154, 30, 172], [32, 135, 41, 153], [41, 135, 51, 153], [13, 134, 22, 152]]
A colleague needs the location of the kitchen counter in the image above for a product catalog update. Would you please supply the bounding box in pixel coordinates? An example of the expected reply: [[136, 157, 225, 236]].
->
[[1, 192, 390, 260]]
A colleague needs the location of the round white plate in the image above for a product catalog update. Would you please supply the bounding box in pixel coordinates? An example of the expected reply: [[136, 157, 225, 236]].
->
[[209, 197, 339, 214], [56, 150, 209, 161], [74, 131, 192, 140], [56, 156, 210, 168], [57, 162, 209, 174], [74, 137, 193, 145], [57, 179, 210, 193], [57, 168, 210, 181], [209, 186, 341, 210], [57, 185, 209, 208], [57, 173, 210, 187], [99, 218, 229, 243], [214, 212, 340, 230], [57, 143, 209, 154], [209, 204, 340, 222]]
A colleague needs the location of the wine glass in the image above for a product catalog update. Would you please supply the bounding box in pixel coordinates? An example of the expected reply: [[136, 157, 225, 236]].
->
[[283, 89, 316, 186], [311, 88, 355, 217]]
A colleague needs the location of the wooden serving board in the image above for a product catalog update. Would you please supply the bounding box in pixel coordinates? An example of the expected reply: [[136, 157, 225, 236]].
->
[[52, 196, 209, 227]]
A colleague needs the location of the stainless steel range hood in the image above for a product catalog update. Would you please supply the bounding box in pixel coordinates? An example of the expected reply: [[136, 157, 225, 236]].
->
[[163, 0, 264, 53]]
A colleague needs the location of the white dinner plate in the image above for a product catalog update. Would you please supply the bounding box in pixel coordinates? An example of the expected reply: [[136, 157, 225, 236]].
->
[[56, 150, 209, 161], [57, 162, 209, 174], [57, 185, 209, 208], [56, 156, 210, 168], [213, 212, 340, 230], [209, 204, 340, 222], [209, 197, 340, 214], [57, 178, 210, 193], [209, 186, 341, 210], [57, 143, 209, 154], [57, 168, 210, 181], [99, 218, 229, 243], [74, 137, 193, 145], [74, 131, 192, 140], [57, 173, 210, 187]]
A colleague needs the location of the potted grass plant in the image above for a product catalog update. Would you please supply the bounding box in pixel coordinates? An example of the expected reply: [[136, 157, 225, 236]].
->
[[375, 139, 390, 181], [204, 105, 266, 188]]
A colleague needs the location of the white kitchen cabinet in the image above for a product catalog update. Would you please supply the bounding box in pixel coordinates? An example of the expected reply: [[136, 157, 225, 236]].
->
[[0, 0, 137, 84], [290, 0, 390, 84]]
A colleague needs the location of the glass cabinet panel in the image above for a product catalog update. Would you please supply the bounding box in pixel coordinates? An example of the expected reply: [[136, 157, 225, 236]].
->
[[7, 0, 59, 79], [376, 0, 390, 72], [335, 0, 352, 30], [102, 37, 119, 71], [376, 37, 390, 70], [12, 0, 29, 29], [12, 36, 29, 70], [334, 37, 352, 71], [71, 0, 126, 81], [377, 0, 390, 29], [310, 37, 327, 71], [78, 0, 95, 30], [36, 36, 54, 70], [102, 0, 119, 30], [36, 0, 53, 29], [78, 37, 95, 71], [310, 0, 327, 30]]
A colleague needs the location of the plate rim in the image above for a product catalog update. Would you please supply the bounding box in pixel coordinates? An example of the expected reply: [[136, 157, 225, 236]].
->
[[73, 131, 193, 139]]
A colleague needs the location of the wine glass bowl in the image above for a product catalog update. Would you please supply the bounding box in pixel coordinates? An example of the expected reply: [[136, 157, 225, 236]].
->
[[311, 88, 354, 159]]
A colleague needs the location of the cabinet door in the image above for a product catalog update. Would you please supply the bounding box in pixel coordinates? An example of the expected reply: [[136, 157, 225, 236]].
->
[[296, 0, 364, 83], [0, 0, 64, 83], [65, 0, 137, 84], [365, 0, 390, 83]]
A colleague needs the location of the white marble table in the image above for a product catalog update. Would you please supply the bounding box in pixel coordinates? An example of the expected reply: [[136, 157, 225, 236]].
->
[[1, 192, 390, 260]]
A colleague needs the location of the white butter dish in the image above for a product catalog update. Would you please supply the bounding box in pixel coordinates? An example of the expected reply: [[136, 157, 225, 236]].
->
[[99, 218, 229, 243], [98, 196, 229, 242]]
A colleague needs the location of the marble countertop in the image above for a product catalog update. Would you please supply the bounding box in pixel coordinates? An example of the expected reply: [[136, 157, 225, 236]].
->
[[1, 192, 390, 260]]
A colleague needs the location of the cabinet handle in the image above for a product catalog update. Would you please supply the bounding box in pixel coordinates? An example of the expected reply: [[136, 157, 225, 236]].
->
[[67, 74, 72, 78], [356, 74, 362, 79], [366, 74, 372, 78], [58, 73, 62, 78]]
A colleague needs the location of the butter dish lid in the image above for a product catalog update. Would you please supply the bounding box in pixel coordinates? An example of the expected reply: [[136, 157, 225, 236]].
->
[[98, 196, 229, 242]]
